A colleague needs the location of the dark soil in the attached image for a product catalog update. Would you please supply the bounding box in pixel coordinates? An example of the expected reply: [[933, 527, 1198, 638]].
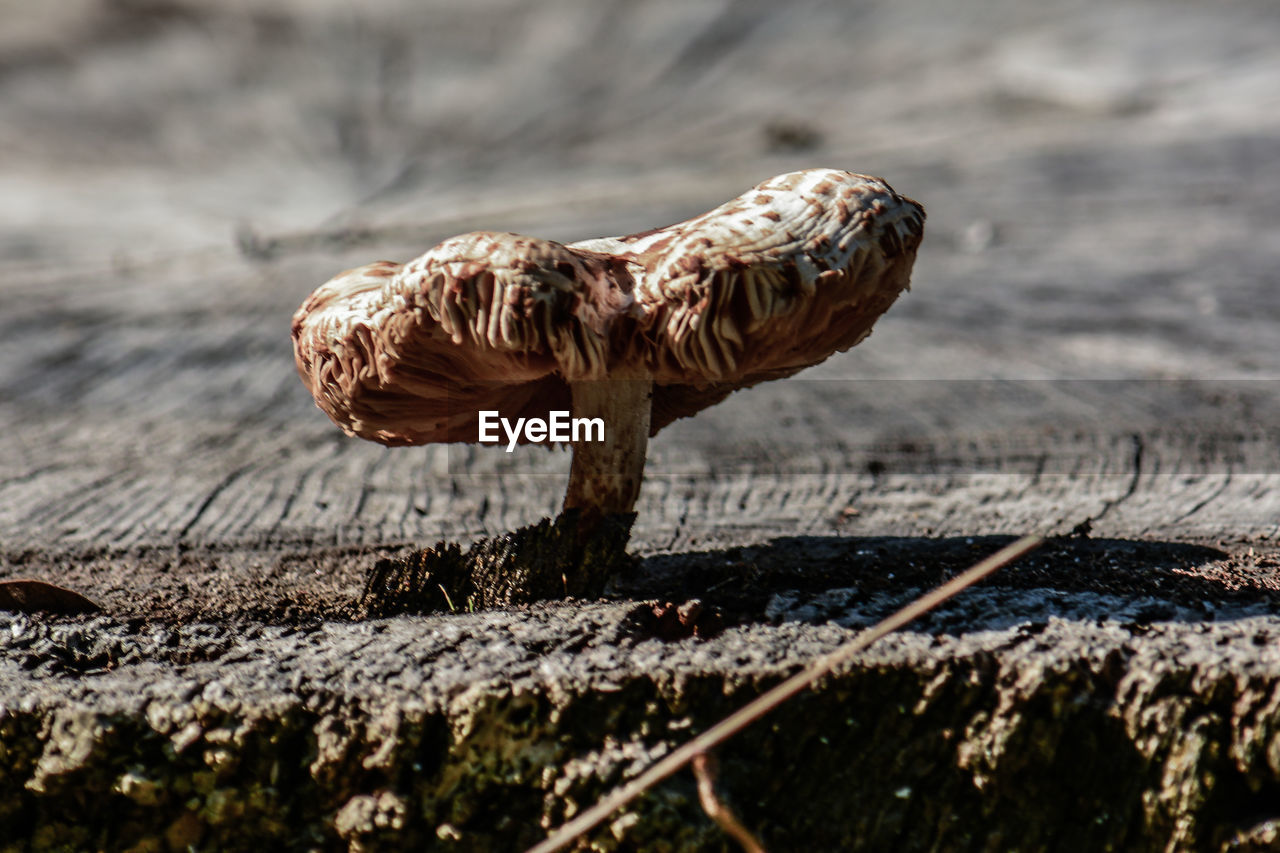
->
[[3, 530, 1276, 648]]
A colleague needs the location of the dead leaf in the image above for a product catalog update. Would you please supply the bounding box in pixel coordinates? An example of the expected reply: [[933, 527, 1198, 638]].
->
[[0, 579, 101, 614]]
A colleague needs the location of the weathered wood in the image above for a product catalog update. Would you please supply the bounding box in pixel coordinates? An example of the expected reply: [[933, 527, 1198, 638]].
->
[[1, 0, 1279, 848], [2, 0, 1277, 558]]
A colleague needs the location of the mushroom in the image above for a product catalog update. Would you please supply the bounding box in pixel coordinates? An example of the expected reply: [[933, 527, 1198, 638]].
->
[[292, 169, 925, 529]]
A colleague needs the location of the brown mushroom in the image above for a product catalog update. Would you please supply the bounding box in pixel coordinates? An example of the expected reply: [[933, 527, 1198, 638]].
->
[[292, 169, 925, 528]]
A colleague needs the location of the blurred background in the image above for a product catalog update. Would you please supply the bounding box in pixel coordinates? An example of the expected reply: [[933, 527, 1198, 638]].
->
[[1, 0, 1278, 554]]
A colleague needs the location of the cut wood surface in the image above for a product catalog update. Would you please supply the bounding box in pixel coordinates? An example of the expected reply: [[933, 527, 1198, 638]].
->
[[1, 1, 1279, 849], [2, 0, 1277, 568]]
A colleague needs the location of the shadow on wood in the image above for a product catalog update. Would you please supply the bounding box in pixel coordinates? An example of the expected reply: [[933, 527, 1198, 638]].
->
[[622, 535, 1253, 634]]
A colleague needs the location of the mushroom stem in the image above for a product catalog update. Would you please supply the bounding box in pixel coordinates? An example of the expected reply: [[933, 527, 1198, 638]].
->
[[563, 372, 653, 526]]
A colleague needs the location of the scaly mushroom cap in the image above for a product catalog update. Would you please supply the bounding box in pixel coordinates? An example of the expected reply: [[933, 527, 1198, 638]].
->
[[292, 168, 924, 445], [292, 232, 638, 445], [573, 169, 925, 430]]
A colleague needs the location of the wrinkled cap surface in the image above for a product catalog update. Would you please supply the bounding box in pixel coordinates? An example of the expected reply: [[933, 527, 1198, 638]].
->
[[292, 168, 925, 445]]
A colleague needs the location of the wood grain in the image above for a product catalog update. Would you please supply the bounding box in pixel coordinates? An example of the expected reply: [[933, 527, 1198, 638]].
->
[[1, 0, 1278, 580], [2, 6, 1280, 848]]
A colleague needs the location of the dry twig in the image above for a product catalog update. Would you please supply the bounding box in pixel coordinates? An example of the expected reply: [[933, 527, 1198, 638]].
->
[[528, 535, 1043, 853], [692, 752, 766, 853]]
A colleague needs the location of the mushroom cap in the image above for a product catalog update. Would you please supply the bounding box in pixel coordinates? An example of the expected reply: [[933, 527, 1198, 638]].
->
[[292, 168, 925, 445], [292, 232, 638, 445], [574, 169, 925, 430]]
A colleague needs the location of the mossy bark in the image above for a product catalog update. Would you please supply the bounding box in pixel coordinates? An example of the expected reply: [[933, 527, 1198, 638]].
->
[[3, 613, 1280, 851]]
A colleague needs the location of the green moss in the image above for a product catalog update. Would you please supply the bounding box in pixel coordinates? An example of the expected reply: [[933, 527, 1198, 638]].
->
[[4, 641, 1280, 850]]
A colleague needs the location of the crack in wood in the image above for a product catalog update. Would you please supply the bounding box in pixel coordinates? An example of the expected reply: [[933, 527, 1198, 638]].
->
[[1066, 433, 1145, 535], [177, 464, 254, 544]]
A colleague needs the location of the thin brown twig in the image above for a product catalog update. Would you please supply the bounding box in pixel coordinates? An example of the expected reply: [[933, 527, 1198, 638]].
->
[[692, 753, 766, 853], [528, 534, 1043, 853]]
